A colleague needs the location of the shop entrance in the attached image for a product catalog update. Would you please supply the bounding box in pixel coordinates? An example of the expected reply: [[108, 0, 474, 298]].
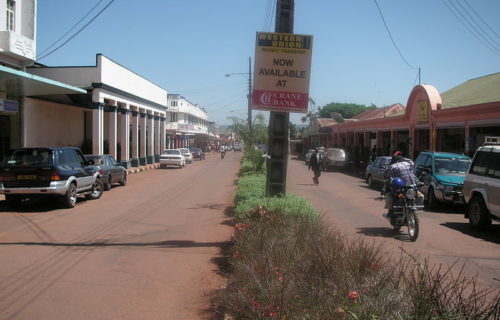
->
[[0, 115, 11, 161]]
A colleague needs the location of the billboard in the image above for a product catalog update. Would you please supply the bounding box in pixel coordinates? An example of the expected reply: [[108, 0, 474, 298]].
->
[[252, 32, 313, 113]]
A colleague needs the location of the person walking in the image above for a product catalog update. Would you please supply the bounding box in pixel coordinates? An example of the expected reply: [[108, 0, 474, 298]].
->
[[308, 148, 322, 185]]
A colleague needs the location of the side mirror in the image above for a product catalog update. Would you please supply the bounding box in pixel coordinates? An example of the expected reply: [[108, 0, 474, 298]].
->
[[86, 159, 95, 165]]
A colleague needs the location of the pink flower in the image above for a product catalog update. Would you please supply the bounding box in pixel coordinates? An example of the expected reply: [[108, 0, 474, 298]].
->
[[348, 291, 359, 302]]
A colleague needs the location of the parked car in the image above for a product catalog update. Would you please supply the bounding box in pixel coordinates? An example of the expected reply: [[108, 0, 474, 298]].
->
[[0, 147, 103, 208], [188, 147, 205, 160], [463, 136, 500, 229], [159, 149, 185, 168], [233, 142, 243, 152], [365, 156, 392, 187], [84, 154, 127, 190], [414, 151, 471, 209], [322, 148, 348, 171], [179, 148, 193, 164]]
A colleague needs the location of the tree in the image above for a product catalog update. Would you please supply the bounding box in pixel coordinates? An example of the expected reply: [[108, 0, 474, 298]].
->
[[318, 102, 376, 119], [289, 122, 299, 138]]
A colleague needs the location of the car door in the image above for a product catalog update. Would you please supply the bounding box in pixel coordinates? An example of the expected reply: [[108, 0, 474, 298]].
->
[[106, 155, 121, 183], [74, 149, 93, 189], [485, 152, 500, 215], [374, 158, 389, 183]]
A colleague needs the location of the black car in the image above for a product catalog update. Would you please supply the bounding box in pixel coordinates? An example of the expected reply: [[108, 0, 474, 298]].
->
[[85, 155, 127, 190], [365, 156, 392, 188], [188, 147, 205, 160], [0, 147, 103, 208]]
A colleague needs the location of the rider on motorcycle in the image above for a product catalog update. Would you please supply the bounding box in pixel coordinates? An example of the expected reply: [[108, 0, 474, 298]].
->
[[383, 152, 419, 220]]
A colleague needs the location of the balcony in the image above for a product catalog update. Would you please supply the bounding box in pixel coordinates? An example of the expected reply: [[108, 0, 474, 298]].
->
[[0, 31, 35, 64]]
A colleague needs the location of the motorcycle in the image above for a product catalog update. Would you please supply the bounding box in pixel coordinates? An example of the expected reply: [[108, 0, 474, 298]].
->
[[382, 178, 424, 241]]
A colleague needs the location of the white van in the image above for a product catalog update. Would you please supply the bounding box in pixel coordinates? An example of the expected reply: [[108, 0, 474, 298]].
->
[[322, 148, 348, 171]]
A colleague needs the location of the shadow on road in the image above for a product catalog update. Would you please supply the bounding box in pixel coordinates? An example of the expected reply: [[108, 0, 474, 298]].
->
[[440, 222, 500, 244], [356, 226, 413, 242]]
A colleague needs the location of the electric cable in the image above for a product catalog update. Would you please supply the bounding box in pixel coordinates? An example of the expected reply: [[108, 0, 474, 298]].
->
[[455, 0, 500, 48], [463, 0, 500, 40], [37, 0, 115, 61], [37, 0, 105, 58], [441, 0, 500, 57], [373, 0, 418, 70]]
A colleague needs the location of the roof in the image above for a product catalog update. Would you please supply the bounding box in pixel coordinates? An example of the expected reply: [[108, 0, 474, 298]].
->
[[354, 104, 405, 120], [441, 72, 500, 109], [420, 151, 471, 159], [317, 118, 338, 127]]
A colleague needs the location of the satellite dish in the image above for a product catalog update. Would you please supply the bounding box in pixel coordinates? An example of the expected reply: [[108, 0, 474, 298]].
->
[[331, 112, 345, 123]]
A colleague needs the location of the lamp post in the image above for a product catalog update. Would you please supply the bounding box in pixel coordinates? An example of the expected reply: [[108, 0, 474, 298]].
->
[[225, 57, 252, 131]]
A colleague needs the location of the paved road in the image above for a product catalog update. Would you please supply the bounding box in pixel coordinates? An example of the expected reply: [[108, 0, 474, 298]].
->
[[287, 157, 500, 291], [0, 151, 241, 320]]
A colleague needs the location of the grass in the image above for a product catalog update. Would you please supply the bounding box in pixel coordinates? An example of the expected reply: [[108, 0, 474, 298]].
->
[[217, 164, 499, 319]]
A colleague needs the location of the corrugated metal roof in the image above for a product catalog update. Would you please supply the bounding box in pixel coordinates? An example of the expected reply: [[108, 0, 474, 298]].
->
[[441, 72, 500, 109]]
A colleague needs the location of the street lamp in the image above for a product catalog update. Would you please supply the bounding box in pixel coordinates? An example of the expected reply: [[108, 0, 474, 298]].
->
[[225, 57, 252, 132]]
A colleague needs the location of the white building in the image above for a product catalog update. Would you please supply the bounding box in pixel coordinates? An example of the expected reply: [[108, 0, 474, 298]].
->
[[1, 1, 211, 165], [166, 94, 208, 149]]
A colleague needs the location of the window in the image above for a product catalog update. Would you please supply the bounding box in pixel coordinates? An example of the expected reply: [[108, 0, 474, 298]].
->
[[6, 0, 15, 31], [486, 152, 500, 178], [171, 113, 177, 122], [171, 101, 177, 107], [470, 151, 489, 176]]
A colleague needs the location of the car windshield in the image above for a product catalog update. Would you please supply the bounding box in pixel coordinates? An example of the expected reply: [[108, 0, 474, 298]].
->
[[3, 149, 51, 166], [164, 150, 180, 155], [180, 149, 190, 153], [434, 157, 471, 174]]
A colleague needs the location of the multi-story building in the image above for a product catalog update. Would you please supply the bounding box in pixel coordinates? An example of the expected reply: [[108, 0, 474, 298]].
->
[[1, 1, 212, 166], [166, 94, 208, 149], [0, 0, 85, 160]]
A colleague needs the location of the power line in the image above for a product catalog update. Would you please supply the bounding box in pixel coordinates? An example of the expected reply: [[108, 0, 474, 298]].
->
[[373, 0, 418, 71], [441, 0, 500, 57], [37, 0, 105, 58], [37, 0, 115, 61], [455, 0, 500, 48], [463, 0, 500, 41]]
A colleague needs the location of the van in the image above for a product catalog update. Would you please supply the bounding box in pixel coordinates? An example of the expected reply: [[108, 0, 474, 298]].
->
[[322, 148, 348, 171]]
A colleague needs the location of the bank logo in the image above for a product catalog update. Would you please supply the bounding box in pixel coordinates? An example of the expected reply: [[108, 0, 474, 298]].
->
[[260, 92, 272, 105]]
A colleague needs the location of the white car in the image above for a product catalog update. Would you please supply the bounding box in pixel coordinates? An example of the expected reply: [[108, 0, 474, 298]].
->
[[159, 149, 186, 168], [179, 148, 193, 164]]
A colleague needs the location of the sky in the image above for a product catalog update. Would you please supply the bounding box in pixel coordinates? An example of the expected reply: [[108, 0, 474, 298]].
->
[[35, 0, 500, 125]]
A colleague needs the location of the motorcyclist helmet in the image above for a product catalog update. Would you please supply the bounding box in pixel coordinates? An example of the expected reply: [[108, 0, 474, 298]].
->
[[391, 177, 405, 190]]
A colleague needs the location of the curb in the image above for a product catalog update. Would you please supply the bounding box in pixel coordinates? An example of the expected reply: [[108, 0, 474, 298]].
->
[[127, 163, 160, 175]]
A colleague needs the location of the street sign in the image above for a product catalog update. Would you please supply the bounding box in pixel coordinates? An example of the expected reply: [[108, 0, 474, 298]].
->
[[252, 32, 313, 113]]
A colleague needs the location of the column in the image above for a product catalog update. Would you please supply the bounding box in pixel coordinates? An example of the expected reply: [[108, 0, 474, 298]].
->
[[140, 112, 147, 165], [119, 107, 130, 168], [155, 116, 161, 161], [131, 110, 139, 167], [108, 104, 118, 159], [92, 102, 104, 154], [147, 114, 154, 164], [160, 118, 166, 153]]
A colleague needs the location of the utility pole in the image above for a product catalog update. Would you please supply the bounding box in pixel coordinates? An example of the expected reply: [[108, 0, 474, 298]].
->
[[266, 0, 294, 196], [248, 56, 252, 131]]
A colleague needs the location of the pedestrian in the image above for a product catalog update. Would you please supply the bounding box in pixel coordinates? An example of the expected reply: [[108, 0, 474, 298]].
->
[[370, 145, 377, 163], [308, 148, 322, 184]]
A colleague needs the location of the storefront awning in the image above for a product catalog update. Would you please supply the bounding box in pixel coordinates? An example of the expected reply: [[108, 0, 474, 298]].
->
[[0, 65, 86, 97]]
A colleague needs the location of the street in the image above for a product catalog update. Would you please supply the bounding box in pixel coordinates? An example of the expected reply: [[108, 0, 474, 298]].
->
[[0, 151, 499, 320], [287, 156, 500, 291], [0, 152, 240, 320]]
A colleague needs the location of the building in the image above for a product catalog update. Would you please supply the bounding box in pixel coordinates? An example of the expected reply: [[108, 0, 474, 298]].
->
[[1, 1, 212, 166], [302, 73, 500, 170], [0, 0, 86, 160], [166, 94, 208, 149]]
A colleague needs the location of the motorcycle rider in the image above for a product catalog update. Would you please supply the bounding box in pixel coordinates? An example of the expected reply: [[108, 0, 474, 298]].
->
[[383, 152, 419, 220]]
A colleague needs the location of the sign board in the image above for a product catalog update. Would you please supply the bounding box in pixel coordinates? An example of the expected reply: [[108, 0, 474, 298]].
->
[[0, 99, 19, 113], [417, 100, 428, 122], [252, 32, 313, 113]]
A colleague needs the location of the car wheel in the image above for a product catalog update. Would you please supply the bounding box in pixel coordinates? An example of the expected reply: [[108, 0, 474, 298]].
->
[[119, 173, 127, 186], [103, 174, 112, 191], [62, 183, 77, 208], [5, 195, 23, 209], [366, 175, 373, 188], [426, 187, 437, 210], [468, 196, 491, 230], [87, 178, 104, 200]]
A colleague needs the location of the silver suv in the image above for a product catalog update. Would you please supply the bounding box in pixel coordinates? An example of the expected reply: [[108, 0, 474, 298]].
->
[[463, 137, 500, 229]]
